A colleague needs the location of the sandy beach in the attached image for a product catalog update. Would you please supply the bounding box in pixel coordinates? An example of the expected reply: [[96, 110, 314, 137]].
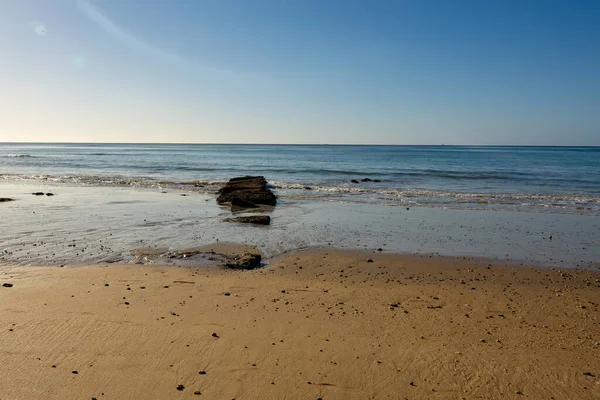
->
[[1, 247, 599, 399]]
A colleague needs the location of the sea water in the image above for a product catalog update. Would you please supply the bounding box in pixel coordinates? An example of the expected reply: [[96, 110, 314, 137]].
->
[[0, 143, 598, 267]]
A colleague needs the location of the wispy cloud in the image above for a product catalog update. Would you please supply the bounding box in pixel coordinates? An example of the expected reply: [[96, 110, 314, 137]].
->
[[77, 0, 265, 83]]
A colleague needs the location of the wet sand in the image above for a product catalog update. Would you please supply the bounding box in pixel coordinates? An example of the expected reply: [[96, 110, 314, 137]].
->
[[1, 248, 599, 399], [1, 181, 599, 268]]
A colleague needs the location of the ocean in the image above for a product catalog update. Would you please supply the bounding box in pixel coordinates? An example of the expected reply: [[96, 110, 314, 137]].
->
[[1, 143, 599, 268], [1, 143, 599, 215]]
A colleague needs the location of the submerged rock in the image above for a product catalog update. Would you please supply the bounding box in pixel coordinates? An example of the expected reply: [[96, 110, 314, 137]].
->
[[225, 215, 271, 225], [225, 253, 262, 269], [217, 176, 277, 207]]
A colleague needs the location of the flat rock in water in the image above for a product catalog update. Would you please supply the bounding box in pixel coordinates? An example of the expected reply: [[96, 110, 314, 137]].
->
[[225, 253, 262, 269], [217, 176, 277, 207], [231, 197, 260, 209], [225, 216, 271, 225]]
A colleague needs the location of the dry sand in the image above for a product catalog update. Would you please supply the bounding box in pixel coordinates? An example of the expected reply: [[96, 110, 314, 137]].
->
[[1, 248, 599, 399]]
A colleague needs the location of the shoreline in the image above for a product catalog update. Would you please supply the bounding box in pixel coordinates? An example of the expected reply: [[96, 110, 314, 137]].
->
[[2, 247, 599, 399], [1, 181, 599, 269]]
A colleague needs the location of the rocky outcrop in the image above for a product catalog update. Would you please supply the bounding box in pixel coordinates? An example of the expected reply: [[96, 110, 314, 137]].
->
[[224, 253, 261, 269], [225, 215, 270, 225], [217, 176, 277, 208], [351, 178, 381, 183]]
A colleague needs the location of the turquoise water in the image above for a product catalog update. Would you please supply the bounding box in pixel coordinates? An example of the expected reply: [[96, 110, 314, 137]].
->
[[1, 143, 598, 214]]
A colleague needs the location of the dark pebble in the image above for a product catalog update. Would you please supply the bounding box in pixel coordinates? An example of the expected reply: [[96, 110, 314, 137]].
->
[[212, 332, 219, 338], [2, 283, 13, 288], [367, 259, 374, 263], [224, 292, 230, 296], [176, 384, 185, 391], [193, 391, 201, 395], [198, 370, 206, 375], [72, 370, 78, 374]]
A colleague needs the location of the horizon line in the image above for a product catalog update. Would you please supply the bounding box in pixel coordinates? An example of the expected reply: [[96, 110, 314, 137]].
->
[[1, 142, 599, 147]]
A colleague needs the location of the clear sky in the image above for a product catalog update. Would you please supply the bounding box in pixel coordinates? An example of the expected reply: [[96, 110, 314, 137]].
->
[[1, 0, 599, 145]]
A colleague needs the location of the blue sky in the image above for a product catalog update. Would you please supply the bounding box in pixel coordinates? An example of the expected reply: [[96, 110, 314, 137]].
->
[[1, 0, 599, 144]]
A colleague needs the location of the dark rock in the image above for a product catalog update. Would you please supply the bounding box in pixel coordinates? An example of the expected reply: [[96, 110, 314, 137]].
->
[[360, 178, 373, 182], [193, 391, 201, 395], [33, 192, 44, 196], [304, 186, 313, 190], [0, 198, 15, 202], [231, 197, 260, 209], [217, 176, 277, 207], [224, 190, 277, 207], [373, 179, 382, 182], [2, 283, 13, 288], [46, 193, 54, 196], [211, 332, 219, 338], [225, 216, 270, 225], [367, 259, 374, 263], [351, 180, 359, 184], [176, 384, 185, 391], [225, 253, 262, 270], [72, 370, 78, 374], [198, 370, 207, 375]]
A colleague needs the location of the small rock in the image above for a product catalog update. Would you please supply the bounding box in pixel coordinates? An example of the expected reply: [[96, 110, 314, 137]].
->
[[72, 370, 78, 374], [176, 384, 185, 391], [46, 193, 54, 196], [198, 370, 207, 375], [225, 253, 261, 270], [583, 371, 594, 377], [33, 192, 44, 196], [2, 283, 13, 288], [367, 259, 374, 263], [351, 179, 359, 183], [225, 215, 270, 225], [212, 332, 219, 338], [224, 292, 231, 296], [193, 391, 201, 396]]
